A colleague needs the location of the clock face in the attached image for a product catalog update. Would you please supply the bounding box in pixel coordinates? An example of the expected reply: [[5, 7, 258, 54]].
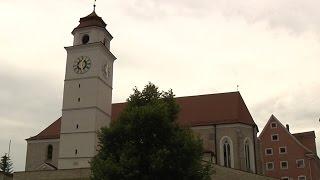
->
[[103, 64, 112, 78], [73, 56, 91, 74]]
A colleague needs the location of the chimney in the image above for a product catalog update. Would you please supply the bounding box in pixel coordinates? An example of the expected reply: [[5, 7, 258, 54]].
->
[[286, 124, 290, 132]]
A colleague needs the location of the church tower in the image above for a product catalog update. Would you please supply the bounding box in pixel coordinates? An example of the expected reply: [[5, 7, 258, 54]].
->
[[58, 10, 116, 169]]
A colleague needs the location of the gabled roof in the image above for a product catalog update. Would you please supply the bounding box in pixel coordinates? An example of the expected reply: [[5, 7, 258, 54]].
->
[[26, 118, 61, 141], [36, 162, 57, 171], [259, 115, 315, 154], [27, 92, 256, 141], [113, 91, 256, 127], [293, 131, 317, 155]]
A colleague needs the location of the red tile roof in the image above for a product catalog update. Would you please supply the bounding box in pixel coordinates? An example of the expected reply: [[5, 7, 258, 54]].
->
[[72, 11, 107, 34], [26, 118, 61, 141], [293, 131, 315, 138], [113, 91, 255, 127], [293, 131, 317, 155], [27, 92, 256, 141]]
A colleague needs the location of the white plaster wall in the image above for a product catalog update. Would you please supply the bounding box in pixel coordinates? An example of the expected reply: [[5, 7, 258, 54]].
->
[[58, 158, 91, 170], [59, 132, 96, 159], [96, 80, 112, 113], [25, 139, 59, 171], [95, 109, 111, 130], [61, 109, 96, 133], [64, 45, 115, 82], [63, 79, 100, 110], [62, 80, 112, 111], [73, 27, 112, 49]]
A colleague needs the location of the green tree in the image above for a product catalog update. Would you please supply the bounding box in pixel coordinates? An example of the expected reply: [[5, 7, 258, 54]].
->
[[91, 82, 212, 180], [0, 154, 13, 174]]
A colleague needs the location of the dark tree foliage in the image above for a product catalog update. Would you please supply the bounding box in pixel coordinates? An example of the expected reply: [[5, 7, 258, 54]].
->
[[91, 82, 212, 180], [0, 154, 13, 174]]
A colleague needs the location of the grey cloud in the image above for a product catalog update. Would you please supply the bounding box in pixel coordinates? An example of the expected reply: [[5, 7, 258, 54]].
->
[[119, 0, 320, 33], [0, 60, 62, 170], [0, 65, 62, 122], [253, 84, 320, 125], [252, 85, 320, 154]]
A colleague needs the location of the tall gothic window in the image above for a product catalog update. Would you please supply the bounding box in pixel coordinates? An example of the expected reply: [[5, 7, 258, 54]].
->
[[245, 140, 251, 170], [223, 140, 231, 167], [220, 136, 234, 168], [47, 145, 53, 160]]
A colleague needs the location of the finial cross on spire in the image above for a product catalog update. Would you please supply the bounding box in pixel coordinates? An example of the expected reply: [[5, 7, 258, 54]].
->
[[93, 0, 97, 12]]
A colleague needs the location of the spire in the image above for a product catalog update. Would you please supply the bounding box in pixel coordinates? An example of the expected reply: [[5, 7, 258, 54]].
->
[[72, 6, 107, 34], [93, 0, 97, 12]]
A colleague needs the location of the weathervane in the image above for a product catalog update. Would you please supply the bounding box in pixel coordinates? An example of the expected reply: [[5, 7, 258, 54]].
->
[[93, 0, 97, 12]]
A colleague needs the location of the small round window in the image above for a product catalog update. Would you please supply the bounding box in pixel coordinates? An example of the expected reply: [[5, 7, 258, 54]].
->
[[82, 34, 90, 44]]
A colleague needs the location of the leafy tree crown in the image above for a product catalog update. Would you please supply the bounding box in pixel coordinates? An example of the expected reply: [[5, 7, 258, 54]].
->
[[0, 154, 13, 174], [91, 82, 211, 180]]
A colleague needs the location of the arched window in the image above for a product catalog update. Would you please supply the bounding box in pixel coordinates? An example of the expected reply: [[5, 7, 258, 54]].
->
[[243, 138, 255, 173], [219, 136, 234, 168], [47, 145, 53, 160], [223, 140, 231, 167], [244, 140, 251, 170]]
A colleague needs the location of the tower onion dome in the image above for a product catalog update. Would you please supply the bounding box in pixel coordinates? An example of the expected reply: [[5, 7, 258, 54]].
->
[[72, 11, 107, 34]]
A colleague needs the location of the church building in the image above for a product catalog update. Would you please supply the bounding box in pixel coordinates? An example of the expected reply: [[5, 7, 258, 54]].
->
[[21, 8, 268, 179]]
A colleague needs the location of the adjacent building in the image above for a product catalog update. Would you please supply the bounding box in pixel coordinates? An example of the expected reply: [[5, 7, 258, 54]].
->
[[259, 115, 320, 180]]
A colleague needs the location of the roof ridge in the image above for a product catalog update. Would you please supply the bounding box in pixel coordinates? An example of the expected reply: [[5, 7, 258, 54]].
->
[[175, 91, 240, 99], [112, 91, 240, 105], [292, 131, 315, 135]]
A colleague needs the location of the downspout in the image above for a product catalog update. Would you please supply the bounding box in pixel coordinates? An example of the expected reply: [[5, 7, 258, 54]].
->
[[214, 124, 218, 164], [252, 125, 257, 174], [308, 158, 313, 180]]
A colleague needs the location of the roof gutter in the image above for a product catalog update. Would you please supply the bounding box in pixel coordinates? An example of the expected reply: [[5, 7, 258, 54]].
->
[[252, 125, 257, 174]]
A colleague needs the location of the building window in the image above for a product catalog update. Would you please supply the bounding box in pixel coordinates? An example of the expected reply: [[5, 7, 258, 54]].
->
[[244, 140, 251, 171], [279, 147, 287, 154], [271, 122, 277, 128], [296, 159, 305, 168], [223, 140, 231, 168], [75, 149, 78, 155], [219, 136, 234, 168], [103, 38, 107, 46], [298, 176, 306, 180], [265, 148, 273, 155], [76, 124, 79, 129], [266, 162, 274, 171], [82, 34, 90, 44], [271, 134, 279, 141], [47, 145, 53, 160], [78, 97, 81, 102], [280, 161, 288, 169], [281, 177, 289, 180]]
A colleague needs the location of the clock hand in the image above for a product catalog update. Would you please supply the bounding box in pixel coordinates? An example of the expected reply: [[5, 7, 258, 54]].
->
[[79, 60, 85, 70]]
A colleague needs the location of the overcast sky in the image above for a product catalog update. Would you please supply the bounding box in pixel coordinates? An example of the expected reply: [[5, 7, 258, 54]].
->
[[0, 0, 319, 171]]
